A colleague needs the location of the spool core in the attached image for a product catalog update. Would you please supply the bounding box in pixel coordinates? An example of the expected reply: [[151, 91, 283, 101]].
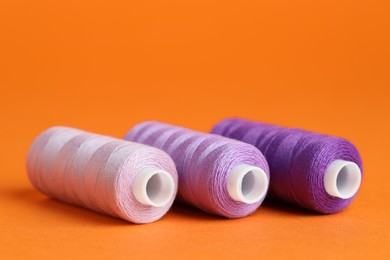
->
[[133, 168, 175, 207], [324, 160, 361, 199], [227, 164, 269, 204]]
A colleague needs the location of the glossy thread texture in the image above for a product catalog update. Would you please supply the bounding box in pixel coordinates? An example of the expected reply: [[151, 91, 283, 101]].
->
[[26, 127, 178, 223], [124, 121, 269, 218], [211, 118, 363, 214]]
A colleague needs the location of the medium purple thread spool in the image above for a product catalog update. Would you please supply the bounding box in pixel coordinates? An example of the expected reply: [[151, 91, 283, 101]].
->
[[124, 121, 270, 218], [27, 126, 178, 223], [211, 118, 363, 214]]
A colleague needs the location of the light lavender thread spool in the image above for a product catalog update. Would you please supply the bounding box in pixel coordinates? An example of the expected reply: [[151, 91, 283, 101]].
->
[[26, 126, 178, 223], [124, 121, 270, 218]]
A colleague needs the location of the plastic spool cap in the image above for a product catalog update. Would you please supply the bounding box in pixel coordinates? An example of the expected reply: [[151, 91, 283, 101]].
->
[[227, 164, 269, 204], [324, 159, 362, 199], [133, 168, 175, 207]]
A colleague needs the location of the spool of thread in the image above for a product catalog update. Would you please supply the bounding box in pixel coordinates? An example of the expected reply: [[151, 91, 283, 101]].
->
[[26, 126, 178, 224], [124, 121, 270, 218], [211, 118, 363, 214]]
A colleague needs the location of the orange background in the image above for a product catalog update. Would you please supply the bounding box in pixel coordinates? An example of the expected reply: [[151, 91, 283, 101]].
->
[[1, 0, 389, 259]]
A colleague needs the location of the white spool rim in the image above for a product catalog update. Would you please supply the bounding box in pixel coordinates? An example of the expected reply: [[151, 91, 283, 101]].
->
[[324, 159, 362, 199], [227, 164, 269, 204], [132, 168, 175, 207]]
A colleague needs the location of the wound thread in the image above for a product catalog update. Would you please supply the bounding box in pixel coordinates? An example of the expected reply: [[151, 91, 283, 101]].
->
[[124, 121, 270, 218], [26, 126, 178, 223], [211, 118, 363, 214]]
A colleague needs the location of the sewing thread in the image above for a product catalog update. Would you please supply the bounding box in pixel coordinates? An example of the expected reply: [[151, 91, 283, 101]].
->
[[27, 126, 178, 223], [211, 118, 363, 213], [124, 121, 270, 218]]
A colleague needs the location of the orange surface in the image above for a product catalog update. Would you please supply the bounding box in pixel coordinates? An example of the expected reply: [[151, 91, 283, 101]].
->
[[0, 0, 389, 259]]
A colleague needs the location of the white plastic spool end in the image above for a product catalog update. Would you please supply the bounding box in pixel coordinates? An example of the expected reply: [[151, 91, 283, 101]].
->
[[133, 168, 175, 207], [324, 160, 362, 199], [227, 164, 269, 204]]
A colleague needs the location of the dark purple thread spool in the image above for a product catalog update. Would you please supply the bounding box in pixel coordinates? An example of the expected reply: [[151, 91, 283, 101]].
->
[[124, 121, 270, 218], [211, 118, 363, 214]]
